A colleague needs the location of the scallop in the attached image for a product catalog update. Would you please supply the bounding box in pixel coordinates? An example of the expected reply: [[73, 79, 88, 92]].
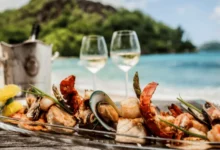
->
[[120, 97, 141, 119], [40, 97, 55, 111]]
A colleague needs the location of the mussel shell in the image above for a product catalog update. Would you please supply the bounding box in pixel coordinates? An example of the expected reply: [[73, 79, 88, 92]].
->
[[202, 101, 220, 126], [26, 97, 41, 121], [25, 88, 42, 120], [25, 88, 38, 108], [89, 91, 120, 132], [52, 85, 73, 114], [180, 100, 210, 127], [189, 107, 210, 128]]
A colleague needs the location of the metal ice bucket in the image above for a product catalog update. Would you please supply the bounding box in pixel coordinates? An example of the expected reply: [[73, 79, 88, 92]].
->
[[0, 40, 53, 96]]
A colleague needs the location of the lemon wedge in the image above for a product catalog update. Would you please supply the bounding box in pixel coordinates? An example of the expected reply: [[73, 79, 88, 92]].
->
[[2, 101, 23, 117], [0, 84, 21, 105]]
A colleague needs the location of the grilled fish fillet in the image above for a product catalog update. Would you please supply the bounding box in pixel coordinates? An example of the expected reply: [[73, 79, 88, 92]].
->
[[115, 118, 147, 144], [46, 105, 77, 133]]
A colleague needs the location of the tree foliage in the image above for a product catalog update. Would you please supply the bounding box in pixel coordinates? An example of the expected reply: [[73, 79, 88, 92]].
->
[[0, 0, 196, 56], [200, 41, 220, 51]]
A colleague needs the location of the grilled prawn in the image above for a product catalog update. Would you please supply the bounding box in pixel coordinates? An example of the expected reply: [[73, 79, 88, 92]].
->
[[139, 82, 175, 138], [60, 75, 83, 114]]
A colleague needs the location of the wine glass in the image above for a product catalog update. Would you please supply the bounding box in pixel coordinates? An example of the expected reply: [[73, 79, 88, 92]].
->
[[80, 35, 108, 90], [110, 30, 141, 98]]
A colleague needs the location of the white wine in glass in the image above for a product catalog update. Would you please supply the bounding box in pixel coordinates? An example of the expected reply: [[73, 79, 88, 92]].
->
[[111, 52, 140, 72], [80, 55, 107, 73], [110, 30, 141, 98], [80, 35, 108, 90]]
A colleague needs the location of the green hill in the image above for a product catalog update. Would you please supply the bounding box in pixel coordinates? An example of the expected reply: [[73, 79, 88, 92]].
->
[[199, 41, 220, 51], [0, 0, 196, 56]]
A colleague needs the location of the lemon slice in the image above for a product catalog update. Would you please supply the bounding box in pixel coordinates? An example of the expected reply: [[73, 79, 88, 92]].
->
[[2, 101, 23, 117], [0, 84, 21, 105]]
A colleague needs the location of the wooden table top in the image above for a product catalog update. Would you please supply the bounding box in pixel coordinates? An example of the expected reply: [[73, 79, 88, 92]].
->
[[0, 129, 99, 150]]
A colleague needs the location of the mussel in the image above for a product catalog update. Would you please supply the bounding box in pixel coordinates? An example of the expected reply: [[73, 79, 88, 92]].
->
[[179, 98, 220, 129], [178, 98, 210, 127], [25, 88, 41, 121], [182, 104, 209, 126], [26, 88, 55, 120], [26, 95, 41, 121], [89, 91, 121, 132], [52, 85, 73, 114], [202, 101, 220, 127]]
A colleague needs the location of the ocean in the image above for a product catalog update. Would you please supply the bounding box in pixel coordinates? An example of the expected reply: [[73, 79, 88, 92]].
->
[[52, 51, 220, 103]]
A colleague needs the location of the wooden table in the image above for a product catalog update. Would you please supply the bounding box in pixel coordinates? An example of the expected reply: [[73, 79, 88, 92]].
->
[[0, 129, 99, 150]]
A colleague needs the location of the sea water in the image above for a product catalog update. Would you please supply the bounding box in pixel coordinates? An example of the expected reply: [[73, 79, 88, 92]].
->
[[52, 51, 220, 103]]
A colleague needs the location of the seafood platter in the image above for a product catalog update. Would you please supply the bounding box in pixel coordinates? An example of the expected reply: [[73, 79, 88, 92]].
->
[[0, 72, 220, 150]]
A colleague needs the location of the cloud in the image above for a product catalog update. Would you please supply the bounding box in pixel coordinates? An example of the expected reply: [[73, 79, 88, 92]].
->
[[211, 6, 220, 24], [0, 0, 29, 12]]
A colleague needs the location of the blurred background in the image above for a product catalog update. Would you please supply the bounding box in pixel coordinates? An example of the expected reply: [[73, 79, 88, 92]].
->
[[0, 0, 220, 101]]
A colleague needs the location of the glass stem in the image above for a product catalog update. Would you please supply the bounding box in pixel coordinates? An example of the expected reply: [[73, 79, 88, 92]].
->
[[125, 71, 128, 98], [93, 73, 96, 90]]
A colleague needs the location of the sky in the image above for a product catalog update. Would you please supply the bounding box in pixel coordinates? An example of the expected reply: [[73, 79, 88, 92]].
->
[[0, 0, 219, 46]]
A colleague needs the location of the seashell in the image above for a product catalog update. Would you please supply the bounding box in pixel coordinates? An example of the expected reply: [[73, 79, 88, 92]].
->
[[89, 91, 121, 132], [202, 101, 220, 127]]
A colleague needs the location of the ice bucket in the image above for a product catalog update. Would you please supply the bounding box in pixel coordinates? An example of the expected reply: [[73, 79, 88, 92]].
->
[[0, 40, 52, 96]]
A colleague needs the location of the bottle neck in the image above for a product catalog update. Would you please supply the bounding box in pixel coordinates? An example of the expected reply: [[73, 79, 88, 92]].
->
[[30, 23, 40, 41], [30, 34, 36, 41]]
